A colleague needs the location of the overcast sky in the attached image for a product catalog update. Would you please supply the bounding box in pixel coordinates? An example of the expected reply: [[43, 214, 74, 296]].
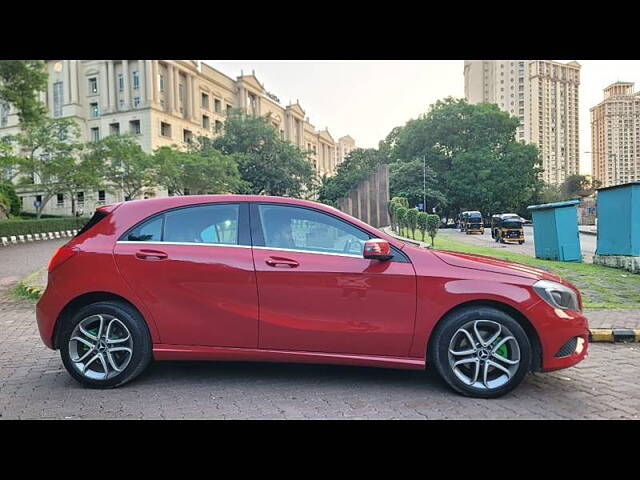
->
[[203, 60, 640, 175]]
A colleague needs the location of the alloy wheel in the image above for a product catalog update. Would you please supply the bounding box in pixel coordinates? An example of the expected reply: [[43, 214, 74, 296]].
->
[[68, 314, 133, 380], [447, 319, 520, 390]]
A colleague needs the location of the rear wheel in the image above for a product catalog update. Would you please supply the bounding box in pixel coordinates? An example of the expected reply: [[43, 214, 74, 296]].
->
[[430, 307, 531, 398], [60, 301, 152, 388]]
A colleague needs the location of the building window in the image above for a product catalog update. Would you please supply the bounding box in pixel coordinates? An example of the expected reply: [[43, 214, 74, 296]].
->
[[214, 120, 222, 132], [183, 129, 193, 143], [226, 104, 232, 114], [119, 98, 125, 110], [130, 120, 141, 135], [214, 99, 221, 113], [201, 93, 209, 109], [56, 193, 64, 206], [88, 77, 98, 95], [118, 74, 124, 92], [90, 127, 100, 142], [109, 123, 120, 135], [160, 121, 171, 138], [77, 192, 84, 205], [134, 96, 141, 108], [202, 115, 210, 129], [132, 70, 140, 90], [0, 101, 8, 127], [98, 190, 106, 202], [53, 81, 63, 117], [159, 74, 165, 93], [90, 102, 99, 118]]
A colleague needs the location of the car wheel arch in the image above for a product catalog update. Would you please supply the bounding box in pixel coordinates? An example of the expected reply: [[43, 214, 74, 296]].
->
[[52, 291, 154, 349], [426, 299, 542, 372]]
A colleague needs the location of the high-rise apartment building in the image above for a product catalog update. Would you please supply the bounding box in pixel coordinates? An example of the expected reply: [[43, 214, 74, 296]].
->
[[464, 60, 581, 185], [591, 82, 640, 188], [0, 60, 354, 216]]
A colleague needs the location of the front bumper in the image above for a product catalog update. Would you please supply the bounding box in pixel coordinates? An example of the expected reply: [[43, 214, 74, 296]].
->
[[529, 300, 589, 372]]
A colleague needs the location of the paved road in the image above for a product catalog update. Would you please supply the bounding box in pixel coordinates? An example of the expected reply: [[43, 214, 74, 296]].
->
[[442, 226, 597, 263], [0, 239, 66, 287], [0, 291, 638, 420]]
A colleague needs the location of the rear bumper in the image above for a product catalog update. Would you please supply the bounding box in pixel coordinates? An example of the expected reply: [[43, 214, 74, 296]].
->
[[36, 281, 62, 350]]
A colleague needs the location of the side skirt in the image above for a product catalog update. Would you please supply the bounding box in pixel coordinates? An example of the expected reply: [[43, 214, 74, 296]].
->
[[153, 344, 425, 370]]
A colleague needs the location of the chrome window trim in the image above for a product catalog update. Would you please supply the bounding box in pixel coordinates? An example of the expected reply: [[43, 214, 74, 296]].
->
[[252, 245, 363, 259], [116, 241, 251, 249], [115, 241, 364, 259]]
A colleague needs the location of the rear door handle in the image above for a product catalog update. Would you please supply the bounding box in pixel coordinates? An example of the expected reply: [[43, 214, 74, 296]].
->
[[135, 249, 168, 260], [265, 256, 299, 268]]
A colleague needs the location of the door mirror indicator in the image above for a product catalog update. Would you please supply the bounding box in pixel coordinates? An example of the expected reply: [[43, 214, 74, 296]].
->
[[363, 239, 393, 261]]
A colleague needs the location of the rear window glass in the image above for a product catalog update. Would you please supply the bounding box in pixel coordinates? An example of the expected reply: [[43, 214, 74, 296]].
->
[[75, 211, 109, 237], [126, 216, 163, 242]]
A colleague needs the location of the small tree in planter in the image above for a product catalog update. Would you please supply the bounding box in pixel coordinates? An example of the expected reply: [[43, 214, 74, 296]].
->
[[426, 214, 440, 246], [396, 207, 408, 237], [406, 208, 418, 239], [417, 211, 429, 241]]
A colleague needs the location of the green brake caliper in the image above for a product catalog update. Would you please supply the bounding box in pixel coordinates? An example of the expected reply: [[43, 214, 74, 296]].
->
[[492, 339, 508, 359]]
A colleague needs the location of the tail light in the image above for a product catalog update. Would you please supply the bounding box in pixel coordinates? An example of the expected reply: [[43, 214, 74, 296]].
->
[[48, 245, 78, 272]]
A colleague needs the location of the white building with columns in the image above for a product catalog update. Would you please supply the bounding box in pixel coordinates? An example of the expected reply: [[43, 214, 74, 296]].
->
[[0, 60, 355, 216]]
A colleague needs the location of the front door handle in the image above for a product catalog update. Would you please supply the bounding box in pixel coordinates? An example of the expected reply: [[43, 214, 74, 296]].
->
[[135, 249, 168, 260], [265, 256, 299, 268]]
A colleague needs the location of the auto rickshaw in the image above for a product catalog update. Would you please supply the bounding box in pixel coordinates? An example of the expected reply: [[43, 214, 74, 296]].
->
[[491, 213, 525, 244], [464, 211, 484, 234]]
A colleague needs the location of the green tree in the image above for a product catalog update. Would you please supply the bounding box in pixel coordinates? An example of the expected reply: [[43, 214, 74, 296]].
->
[[426, 214, 440, 246], [318, 148, 384, 206], [208, 110, 315, 197], [0, 60, 48, 125], [0, 181, 20, 216], [406, 208, 418, 239], [388, 98, 543, 220], [417, 211, 428, 241], [560, 174, 601, 199], [396, 206, 408, 236], [4, 118, 86, 218], [154, 146, 245, 195], [389, 158, 447, 211], [87, 134, 156, 201]]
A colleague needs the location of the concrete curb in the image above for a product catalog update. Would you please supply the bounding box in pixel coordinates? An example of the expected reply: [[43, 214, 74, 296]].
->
[[589, 328, 640, 343], [1, 229, 77, 247]]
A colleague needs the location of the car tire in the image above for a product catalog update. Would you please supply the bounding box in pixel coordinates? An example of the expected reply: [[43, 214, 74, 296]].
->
[[429, 306, 531, 398], [59, 301, 152, 389]]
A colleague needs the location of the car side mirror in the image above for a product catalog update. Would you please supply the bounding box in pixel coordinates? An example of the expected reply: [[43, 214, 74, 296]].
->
[[363, 239, 393, 261]]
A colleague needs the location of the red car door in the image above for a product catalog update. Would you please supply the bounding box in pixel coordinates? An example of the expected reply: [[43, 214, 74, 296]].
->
[[251, 203, 417, 357], [113, 202, 259, 348]]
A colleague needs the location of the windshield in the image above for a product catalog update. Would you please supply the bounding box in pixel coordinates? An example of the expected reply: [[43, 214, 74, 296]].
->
[[502, 221, 523, 229]]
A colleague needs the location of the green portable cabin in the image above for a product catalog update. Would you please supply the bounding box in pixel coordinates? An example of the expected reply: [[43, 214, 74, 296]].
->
[[595, 181, 640, 257], [527, 199, 582, 262]]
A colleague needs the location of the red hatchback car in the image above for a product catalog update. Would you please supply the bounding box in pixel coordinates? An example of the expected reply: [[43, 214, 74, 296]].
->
[[37, 195, 589, 398]]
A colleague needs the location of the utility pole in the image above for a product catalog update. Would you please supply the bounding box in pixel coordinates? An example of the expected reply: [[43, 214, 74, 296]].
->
[[423, 155, 426, 212]]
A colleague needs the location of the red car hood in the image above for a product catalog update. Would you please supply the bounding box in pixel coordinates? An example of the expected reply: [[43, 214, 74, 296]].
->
[[431, 249, 562, 282]]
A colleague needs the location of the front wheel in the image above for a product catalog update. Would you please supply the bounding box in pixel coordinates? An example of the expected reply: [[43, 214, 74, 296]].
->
[[60, 301, 152, 388], [429, 307, 531, 398]]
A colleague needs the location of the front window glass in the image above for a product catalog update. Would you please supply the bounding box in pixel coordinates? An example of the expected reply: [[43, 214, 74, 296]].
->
[[163, 204, 239, 245], [257, 204, 369, 255]]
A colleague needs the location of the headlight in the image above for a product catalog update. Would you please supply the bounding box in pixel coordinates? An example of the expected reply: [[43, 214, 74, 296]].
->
[[533, 280, 580, 311]]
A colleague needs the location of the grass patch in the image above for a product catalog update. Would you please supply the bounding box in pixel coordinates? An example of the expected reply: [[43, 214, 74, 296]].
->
[[11, 282, 41, 302], [405, 230, 640, 310]]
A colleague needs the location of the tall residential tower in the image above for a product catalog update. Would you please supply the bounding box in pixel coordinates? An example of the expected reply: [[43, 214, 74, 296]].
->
[[591, 82, 640, 188], [464, 60, 581, 185]]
